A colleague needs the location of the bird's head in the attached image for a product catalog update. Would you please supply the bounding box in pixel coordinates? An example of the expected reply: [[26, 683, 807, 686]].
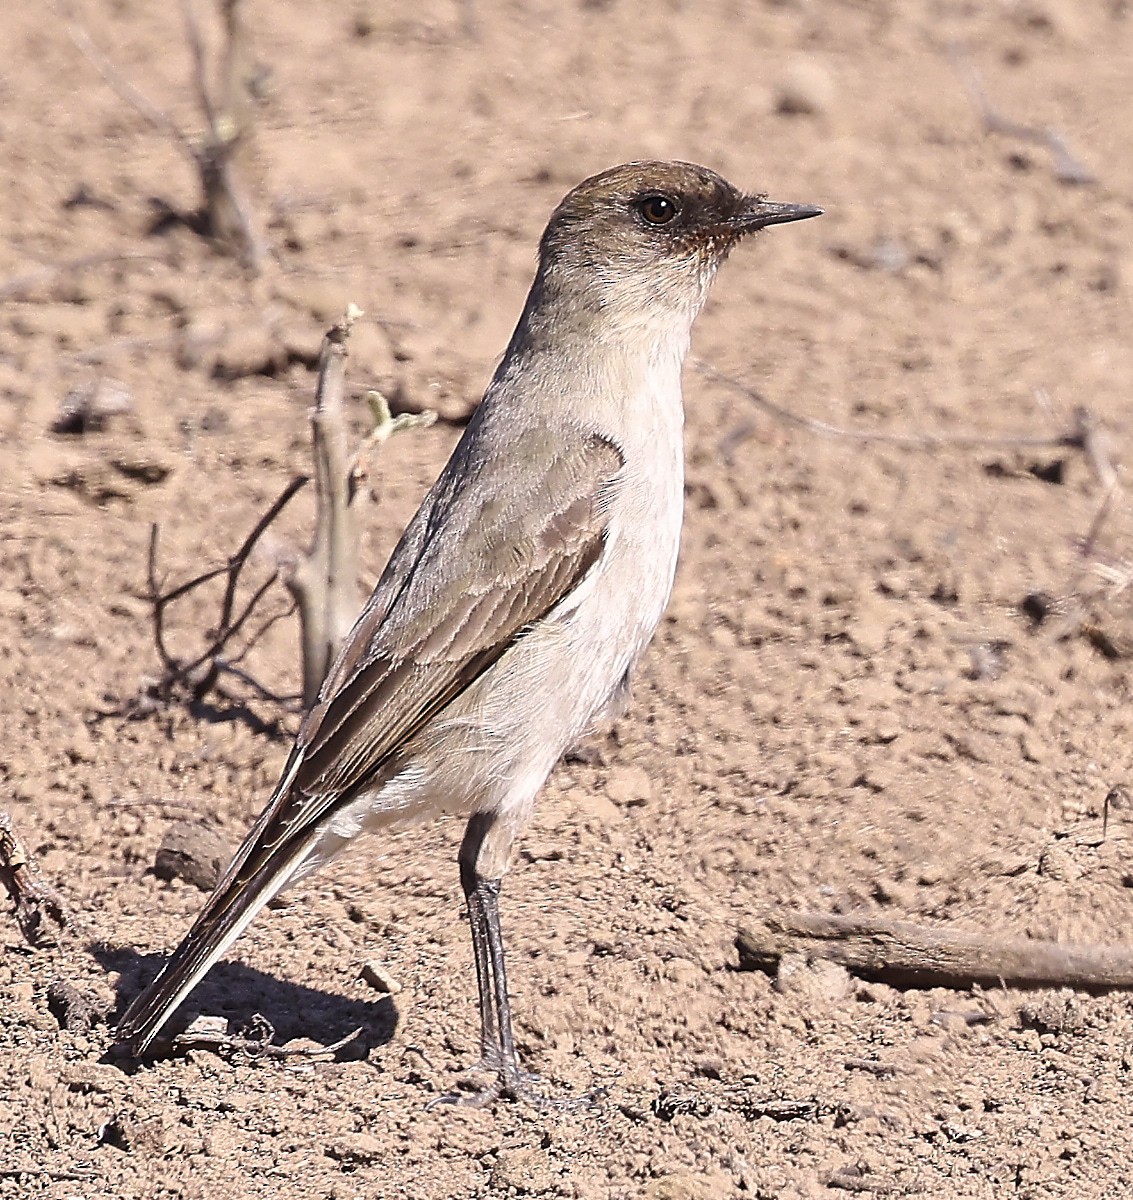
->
[[536, 160, 822, 329]]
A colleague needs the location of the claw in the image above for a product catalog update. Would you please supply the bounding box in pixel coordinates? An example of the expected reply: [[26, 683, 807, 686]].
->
[[426, 1054, 604, 1113]]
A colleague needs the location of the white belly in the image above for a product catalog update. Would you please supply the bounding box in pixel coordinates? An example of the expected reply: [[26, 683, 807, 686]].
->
[[312, 369, 687, 868]]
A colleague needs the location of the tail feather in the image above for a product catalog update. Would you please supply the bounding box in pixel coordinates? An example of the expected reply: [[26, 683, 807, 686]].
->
[[116, 834, 316, 1052]]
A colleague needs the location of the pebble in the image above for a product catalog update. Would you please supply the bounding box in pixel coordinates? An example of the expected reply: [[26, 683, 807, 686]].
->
[[360, 960, 402, 995], [325, 1132, 385, 1164], [605, 765, 653, 807], [775, 58, 836, 117], [490, 1147, 556, 1193], [774, 954, 853, 1005], [154, 821, 235, 892]]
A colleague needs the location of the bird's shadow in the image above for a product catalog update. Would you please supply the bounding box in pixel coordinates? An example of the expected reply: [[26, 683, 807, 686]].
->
[[93, 944, 398, 1068]]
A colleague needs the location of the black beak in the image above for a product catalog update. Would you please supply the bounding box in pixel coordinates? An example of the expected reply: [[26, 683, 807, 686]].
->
[[735, 199, 824, 231]]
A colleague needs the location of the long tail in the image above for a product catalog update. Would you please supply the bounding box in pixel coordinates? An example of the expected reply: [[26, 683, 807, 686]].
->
[[116, 831, 318, 1053]]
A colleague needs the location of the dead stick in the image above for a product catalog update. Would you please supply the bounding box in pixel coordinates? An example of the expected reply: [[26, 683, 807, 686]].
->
[[0, 811, 69, 945], [147, 475, 308, 694], [737, 911, 1133, 992], [196, 0, 267, 269], [59, 10, 196, 161], [0, 252, 160, 302], [285, 308, 366, 708], [947, 41, 1094, 185], [698, 360, 1092, 453]]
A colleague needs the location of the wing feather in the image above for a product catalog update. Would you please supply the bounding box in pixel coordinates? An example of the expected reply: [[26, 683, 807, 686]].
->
[[228, 425, 623, 878]]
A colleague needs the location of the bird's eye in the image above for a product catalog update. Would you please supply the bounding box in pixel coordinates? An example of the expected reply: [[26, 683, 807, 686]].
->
[[636, 194, 679, 226]]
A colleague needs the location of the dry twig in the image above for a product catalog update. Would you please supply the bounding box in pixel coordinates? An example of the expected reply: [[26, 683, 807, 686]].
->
[[168, 1012, 363, 1060], [699, 361, 1102, 459], [144, 475, 307, 706], [283, 306, 436, 706], [0, 810, 69, 946], [948, 41, 1094, 185], [737, 910, 1133, 993], [60, 0, 267, 269], [282, 309, 367, 707], [140, 309, 434, 715]]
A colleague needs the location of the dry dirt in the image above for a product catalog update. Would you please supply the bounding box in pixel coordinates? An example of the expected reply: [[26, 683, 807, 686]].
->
[[4, 1, 1133, 1197]]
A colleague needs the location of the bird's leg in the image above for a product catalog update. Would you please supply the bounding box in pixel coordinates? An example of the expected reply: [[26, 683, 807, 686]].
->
[[474, 874, 527, 1091], [462, 850, 498, 1062], [429, 812, 595, 1112]]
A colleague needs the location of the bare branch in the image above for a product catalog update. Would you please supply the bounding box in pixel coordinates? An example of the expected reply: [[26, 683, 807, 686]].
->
[[216, 477, 310, 642], [698, 360, 1094, 456], [168, 1012, 363, 1059], [179, 0, 218, 132], [140, 314, 434, 717], [0, 811, 69, 946], [948, 41, 1094, 185], [737, 911, 1133, 992], [186, 570, 280, 697], [285, 308, 367, 707], [213, 660, 301, 707], [223, 600, 296, 666], [60, 13, 196, 162], [145, 475, 307, 702], [60, 0, 268, 271], [0, 252, 160, 303], [200, 0, 268, 270]]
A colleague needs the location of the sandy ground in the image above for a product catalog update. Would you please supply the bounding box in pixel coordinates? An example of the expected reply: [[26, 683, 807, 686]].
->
[[4, 1, 1133, 1196]]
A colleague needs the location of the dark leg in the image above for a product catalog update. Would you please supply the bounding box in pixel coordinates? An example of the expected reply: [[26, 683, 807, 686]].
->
[[460, 819, 497, 1062], [427, 812, 597, 1112]]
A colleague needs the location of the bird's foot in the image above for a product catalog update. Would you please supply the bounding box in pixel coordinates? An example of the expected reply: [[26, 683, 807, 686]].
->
[[426, 1051, 602, 1113]]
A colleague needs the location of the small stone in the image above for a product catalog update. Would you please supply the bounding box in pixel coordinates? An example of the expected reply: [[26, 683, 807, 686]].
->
[[605, 765, 653, 808], [774, 954, 853, 1005], [47, 980, 109, 1032], [325, 1132, 385, 1165], [110, 453, 173, 486], [108, 1109, 169, 1154], [1037, 842, 1084, 882], [52, 378, 134, 435], [359, 960, 402, 995], [490, 1147, 556, 1193], [212, 325, 285, 380], [775, 58, 836, 116], [153, 821, 234, 892]]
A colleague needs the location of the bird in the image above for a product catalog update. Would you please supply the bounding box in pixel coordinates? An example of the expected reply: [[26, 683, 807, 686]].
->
[[116, 160, 822, 1108]]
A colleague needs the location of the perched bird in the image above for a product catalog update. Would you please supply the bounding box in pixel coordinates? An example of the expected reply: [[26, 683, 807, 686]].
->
[[117, 161, 821, 1107]]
